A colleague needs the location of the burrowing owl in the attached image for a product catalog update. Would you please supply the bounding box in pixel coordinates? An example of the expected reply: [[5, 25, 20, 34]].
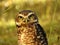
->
[[15, 10, 48, 45]]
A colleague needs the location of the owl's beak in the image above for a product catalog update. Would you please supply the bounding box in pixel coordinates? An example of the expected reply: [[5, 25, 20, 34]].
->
[[23, 19, 29, 23]]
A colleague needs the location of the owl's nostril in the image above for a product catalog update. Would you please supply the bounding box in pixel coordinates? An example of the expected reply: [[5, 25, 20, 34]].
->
[[27, 19, 29, 22], [23, 20, 25, 22], [23, 19, 29, 22]]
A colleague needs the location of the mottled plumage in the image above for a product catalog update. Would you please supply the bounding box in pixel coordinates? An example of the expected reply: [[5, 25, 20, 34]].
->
[[15, 10, 48, 45]]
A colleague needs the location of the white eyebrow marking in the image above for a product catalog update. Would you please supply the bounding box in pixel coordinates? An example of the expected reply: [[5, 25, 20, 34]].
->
[[18, 14, 25, 17], [18, 14, 28, 18], [27, 12, 34, 17], [18, 12, 34, 18]]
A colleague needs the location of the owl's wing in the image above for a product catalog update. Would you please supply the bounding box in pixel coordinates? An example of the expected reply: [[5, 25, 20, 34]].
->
[[35, 24, 48, 45]]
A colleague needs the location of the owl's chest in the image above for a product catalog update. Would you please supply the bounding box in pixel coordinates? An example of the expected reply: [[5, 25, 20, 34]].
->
[[18, 25, 37, 45]]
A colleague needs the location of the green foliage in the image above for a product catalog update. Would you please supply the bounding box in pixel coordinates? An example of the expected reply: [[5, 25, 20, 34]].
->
[[0, 0, 60, 45]]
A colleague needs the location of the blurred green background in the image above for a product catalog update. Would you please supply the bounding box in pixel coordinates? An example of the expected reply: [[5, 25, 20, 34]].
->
[[0, 0, 60, 45]]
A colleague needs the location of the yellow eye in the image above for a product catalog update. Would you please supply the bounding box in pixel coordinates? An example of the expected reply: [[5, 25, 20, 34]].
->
[[19, 16, 22, 18], [18, 16, 23, 21], [29, 15, 35, 20]]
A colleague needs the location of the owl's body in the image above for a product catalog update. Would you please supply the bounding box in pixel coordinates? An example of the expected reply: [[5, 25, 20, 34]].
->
[[15, 10, 48, 45]]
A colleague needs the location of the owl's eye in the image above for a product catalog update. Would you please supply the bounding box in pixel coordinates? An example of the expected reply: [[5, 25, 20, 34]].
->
[[18, 16, 23, 20], [18, 16, 22, 18], [29, 14, 35, 20]]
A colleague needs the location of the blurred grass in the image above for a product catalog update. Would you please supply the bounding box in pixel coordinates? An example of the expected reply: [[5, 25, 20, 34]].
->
[[0, 0, 60, 45]]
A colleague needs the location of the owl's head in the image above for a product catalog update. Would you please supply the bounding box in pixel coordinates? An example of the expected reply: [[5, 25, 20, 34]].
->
[[15, 10, 38, 26]]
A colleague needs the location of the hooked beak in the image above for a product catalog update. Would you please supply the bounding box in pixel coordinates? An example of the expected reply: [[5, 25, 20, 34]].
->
[[23, 19, 29, 23]]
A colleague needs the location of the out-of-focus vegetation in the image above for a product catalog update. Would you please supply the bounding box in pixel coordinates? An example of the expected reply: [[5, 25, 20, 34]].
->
[[0, 0, 60, 45]]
